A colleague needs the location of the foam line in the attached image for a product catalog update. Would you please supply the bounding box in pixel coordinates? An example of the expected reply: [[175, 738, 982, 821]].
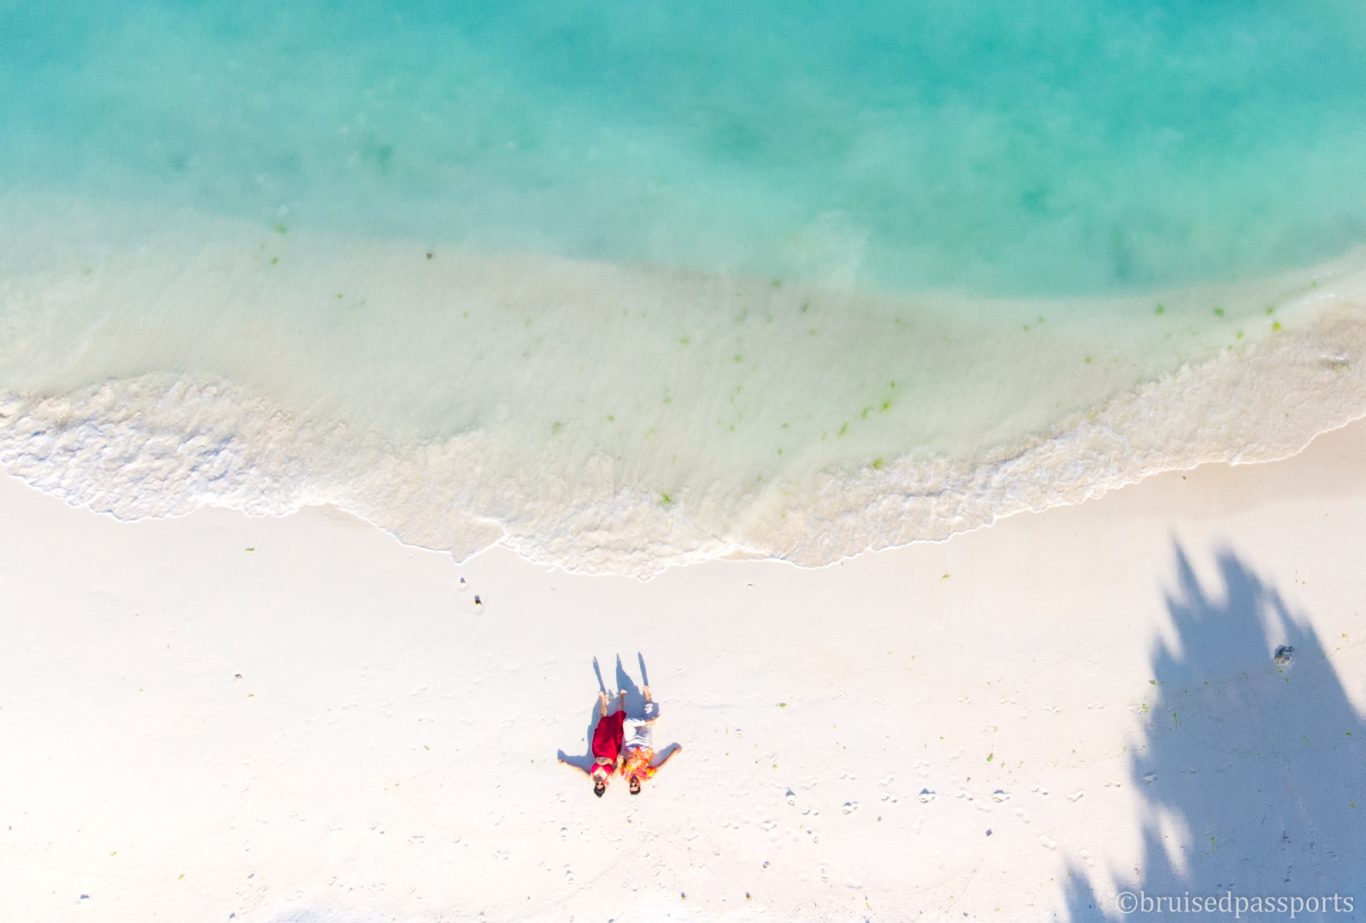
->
[[3, 201, 1363, 575]]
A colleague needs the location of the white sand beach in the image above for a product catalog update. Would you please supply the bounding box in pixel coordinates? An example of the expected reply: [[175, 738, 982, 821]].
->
[[2, 420, 1364, 922]]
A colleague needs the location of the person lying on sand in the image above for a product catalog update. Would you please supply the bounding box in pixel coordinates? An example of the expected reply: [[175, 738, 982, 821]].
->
[[622, 684, 681, 795], [559, 690, 626, 797]]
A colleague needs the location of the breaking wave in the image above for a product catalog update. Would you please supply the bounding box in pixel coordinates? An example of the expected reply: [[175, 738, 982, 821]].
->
[[3, 245, 1363, 576]]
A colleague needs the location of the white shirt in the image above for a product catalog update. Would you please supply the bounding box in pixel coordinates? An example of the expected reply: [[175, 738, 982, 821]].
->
[[623, 717, 654, 751]]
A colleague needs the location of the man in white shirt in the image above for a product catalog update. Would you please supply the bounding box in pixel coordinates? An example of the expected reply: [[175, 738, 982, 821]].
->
[[621, 686, 681, 794]]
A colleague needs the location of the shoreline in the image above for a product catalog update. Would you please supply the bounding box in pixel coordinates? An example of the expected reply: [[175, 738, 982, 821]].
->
[[5, 309, 1365, 578], [3, 416, 1364, 921], [5, 194, 1366, 575]]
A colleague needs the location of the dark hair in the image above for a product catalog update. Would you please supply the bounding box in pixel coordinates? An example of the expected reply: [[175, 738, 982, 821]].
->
[[593, 781, 606, 798]]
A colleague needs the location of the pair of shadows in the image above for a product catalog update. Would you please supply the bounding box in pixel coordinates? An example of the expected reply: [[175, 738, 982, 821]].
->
[[558, 653, 677, 771]]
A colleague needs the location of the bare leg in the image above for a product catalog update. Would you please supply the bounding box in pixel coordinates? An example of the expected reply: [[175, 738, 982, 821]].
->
[[618, 690, 627, 713], [598, 691, 609, 717]]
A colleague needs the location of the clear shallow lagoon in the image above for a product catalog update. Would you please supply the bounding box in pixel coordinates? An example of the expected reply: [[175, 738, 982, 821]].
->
[[3, 2, 1366, 572]]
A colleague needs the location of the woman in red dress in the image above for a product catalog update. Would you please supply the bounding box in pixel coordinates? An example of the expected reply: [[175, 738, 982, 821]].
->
[[560, 690, 626, 797]]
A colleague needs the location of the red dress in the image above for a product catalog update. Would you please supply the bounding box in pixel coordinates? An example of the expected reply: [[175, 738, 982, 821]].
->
[[592, 711, 626, 763]]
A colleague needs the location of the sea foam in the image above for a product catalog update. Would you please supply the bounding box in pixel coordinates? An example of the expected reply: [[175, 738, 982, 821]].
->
[[3, 198, 1364, 575], [6, 2, 1366, 573]]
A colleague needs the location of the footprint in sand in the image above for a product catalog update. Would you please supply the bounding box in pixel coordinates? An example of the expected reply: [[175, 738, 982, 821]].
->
[[1066, 791, 1085, 802], [841, 801, 858, 815], [992, 789, 1010, 802], [918, 789, 937, 803], [1141, 773, 1157, 784], [784, 788, 796, 806]]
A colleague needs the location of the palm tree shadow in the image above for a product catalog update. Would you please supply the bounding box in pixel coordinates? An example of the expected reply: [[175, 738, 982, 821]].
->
[[1065, 541, 1366, 921]]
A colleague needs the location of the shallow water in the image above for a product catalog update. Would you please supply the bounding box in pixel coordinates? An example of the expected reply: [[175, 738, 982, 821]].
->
[[2, 2, 1366, 572]]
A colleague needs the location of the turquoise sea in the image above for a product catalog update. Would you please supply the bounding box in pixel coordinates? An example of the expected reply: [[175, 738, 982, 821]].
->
[[3, 2, 1366, 571]]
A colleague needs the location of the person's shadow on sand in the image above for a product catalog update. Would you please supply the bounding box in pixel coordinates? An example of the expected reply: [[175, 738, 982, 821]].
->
[[557, 654, 680, 770], [1064, 541, 1366, 921], [556, 656, 616, 771], [615, 653, 650, 718]]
